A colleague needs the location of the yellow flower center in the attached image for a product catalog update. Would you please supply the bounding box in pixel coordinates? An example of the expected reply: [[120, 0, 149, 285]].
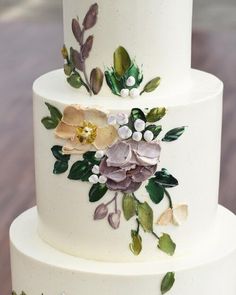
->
[[76, 121, 97, 144]]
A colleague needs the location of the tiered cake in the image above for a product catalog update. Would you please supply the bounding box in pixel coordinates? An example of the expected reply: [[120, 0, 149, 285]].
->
[[10, 0, 236, 294]]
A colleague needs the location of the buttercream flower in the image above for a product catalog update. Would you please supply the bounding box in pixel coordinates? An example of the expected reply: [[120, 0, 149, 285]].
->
[[55, 105, 117, 154], [99, 140, 161, 193], [157, 204, 188, 226]]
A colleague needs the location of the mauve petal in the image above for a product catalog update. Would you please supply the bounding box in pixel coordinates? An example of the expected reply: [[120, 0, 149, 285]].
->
[[106, 141, 132, 167], [99, 158, 117, 175], [137, 141, 161, 159], [106, 178, 132, 192], [123, 181, 142, 193], [131, 165, 157, 182], [134, 154, 159, 166]]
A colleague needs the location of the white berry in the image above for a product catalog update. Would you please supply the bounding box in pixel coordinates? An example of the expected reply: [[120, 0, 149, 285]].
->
[[95, 150, 105, 159], [130, 88, 140, 98], [116, 113, 129, 125], [118, 126, 132, 139], [132, 132, 143, 142], [134, 119, 146, 132], [89, 174, 99, 184], [144, 130, 154, 142], [99, 175, 107, 184], [92, 165, 100, 175], [108, 114, 117, 125], [120, 88, 129, 98], [126, 76, 136, 87]]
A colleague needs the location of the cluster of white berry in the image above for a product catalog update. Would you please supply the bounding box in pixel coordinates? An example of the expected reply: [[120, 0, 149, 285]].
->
[[120, 76, 140, 98], [88, 150, 107, 184]]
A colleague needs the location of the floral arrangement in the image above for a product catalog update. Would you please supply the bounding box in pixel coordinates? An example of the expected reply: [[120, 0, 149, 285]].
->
[[42, 103, 187, 257], [62, 3, 161, 97]]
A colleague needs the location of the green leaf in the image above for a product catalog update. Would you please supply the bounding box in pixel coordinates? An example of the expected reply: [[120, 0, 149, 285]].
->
[[161, 272, 175, 294], [41, 103, 62, 130], [114, 46, 131, 77], [21, 292, 27, 295], [137, 202, 153, 232], [67, 73, 83, 89], [162, 127, 186, 142], [146, 107, 166, 123], [12, 292, 17, 295], [83, 151, 101, 165], [51, 146, 70, 162], [53, 160, 69, 174], [129, 230, 142, 256], [89, 183, 108, 202], [158, 233, 176, 256], [155, 169, 178, 188], [68, 160, 92, 181], [145, 125, 162, 139], [64, 64, 73, 76], [145, 178, 165, 204], [122, 194, 136, 221], [123, 63, 143, 88], [105, 70, 123, 96], [141, 77, 161, 94], [130, 108, 146, 122]]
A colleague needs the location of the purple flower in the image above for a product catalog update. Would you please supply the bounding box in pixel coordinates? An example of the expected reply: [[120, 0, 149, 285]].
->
[[94, 203, 108, 220], [99, 140, 161, 193]]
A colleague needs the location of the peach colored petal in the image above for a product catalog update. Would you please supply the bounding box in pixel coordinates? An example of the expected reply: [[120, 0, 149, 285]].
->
[[62, 138, 92, 155], [84, 108, 108, 127], [55, 122, 77, 139], [62, 105, 85, 126], [157, 208, 173, 226], [173, 204, 188, 226], [93, 126, 118, 150]]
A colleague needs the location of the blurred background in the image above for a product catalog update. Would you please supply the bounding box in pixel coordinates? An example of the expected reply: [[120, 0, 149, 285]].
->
[[1, 0, 236, 294]]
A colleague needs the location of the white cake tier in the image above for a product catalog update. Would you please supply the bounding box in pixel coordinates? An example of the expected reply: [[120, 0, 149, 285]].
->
[[63, 0, 193, 93], [33, 69, 223, 262], [10, 207, 236, 295]]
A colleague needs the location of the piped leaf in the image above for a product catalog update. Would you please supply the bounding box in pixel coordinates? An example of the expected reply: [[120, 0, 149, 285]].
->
[[161, 272, 175, 294], [68, 160, 92, 181], [145, 125, 162, 139], [146, 107, 166, 123], [90, 67, 104, 95], [155, 168, 178, 188], [130, 108, 146, 123], [71, 48, 84, 71], [158, 233, 176, 256], [53, 160, 69, 174], [72, 18, 83, 45], [41, 103, 62, 130], [67, 73, 83, 89], [83, 3, 98, 30], [81, 35, 94, 59], [129, 230, 142, 256], [105, 69, 123, 96], [162, 127, 186, 142], [146, 178, 165, 204], [64, 64, 73, 76], [51, 146, 70, 162], [83, 151, 101, 165], [123, 63, 143, 88], [141, 77, 161, 94], [137, 202, 153, 232], [114, 46, 131, 77], [122, 194, 136, 221], [89, 183, 108, 202]]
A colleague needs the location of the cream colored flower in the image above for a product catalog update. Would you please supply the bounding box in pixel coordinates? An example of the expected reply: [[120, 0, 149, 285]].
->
[[157, 204, 188, 226], [55, 105, 118, 154]]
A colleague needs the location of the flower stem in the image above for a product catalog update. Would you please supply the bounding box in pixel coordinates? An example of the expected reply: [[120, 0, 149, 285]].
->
[[105, 192, 118, 209], [132, 193, 141, 204], [151, 231, 160, 240], [136, 218, 140, 234], [164, 188, 173, 209]]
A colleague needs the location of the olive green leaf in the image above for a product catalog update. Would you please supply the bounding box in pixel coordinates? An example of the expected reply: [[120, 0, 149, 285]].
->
[[129, 230, 142, 256], [137, 202, 153, 232], [141, 77, 161, 95], [122, 194, 136, 221], [123, 63, 143, 88], [105, 70, 123, 96], [81, 35, 94, 59], [83, 3, 98, 30], [145, 125, 162, 139], [72, 18, 83, 45], [130, 108, 146, 123], [64, 64, 73, 76], [83, 151, 101, 165], [21, 292, 27, 295], [53, 160, 69, 174], [51, 146, 70, 162], [145, 178, 164, 204], [67, 73, 83, 89], [68, 160, 93, 181], [161, 272, 175, 294], [158, 233, 176, 256], [90, 68, 104, 95], [61, 44, 69, 59], [12, 292, 17, 295], [162, 127, 186, 142], [114, 46, 131, 77], [146, 107, 166, 123], [89, 183, 108, 202], [41, 103, 62, 130], [155, 168, 178, 188]]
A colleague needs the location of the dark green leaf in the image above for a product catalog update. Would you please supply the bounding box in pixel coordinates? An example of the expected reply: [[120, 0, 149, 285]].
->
[[145, 125, 162, 139], [146, 107, 166, 123], [51, 146, 70, 162], [141, 77, 161, 94], [67, 73, 83, 89], [158, 233, 176, 256], [41, 117, 58, 129], [145, 178, 164, 204], [83, 151, 101, 165], [130, 108, 146, 122], [45, 102, 62, 121], [105, 70, 123, 96], [123, 63, 143, 88], [113, 46, 131, 77], [161, 272, 175, 294], [89, 183, 108, 202], [122, 194, 136, 221], [41, 103, 62, 129], [53, 161, 69, 174], [137, 202, 153, 232], [129, 230, 142, 256], [155, 168, 178, 188], [162, 127, 186, 142], [90, 67, 104, 95], [68, 161, 92, 181]]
